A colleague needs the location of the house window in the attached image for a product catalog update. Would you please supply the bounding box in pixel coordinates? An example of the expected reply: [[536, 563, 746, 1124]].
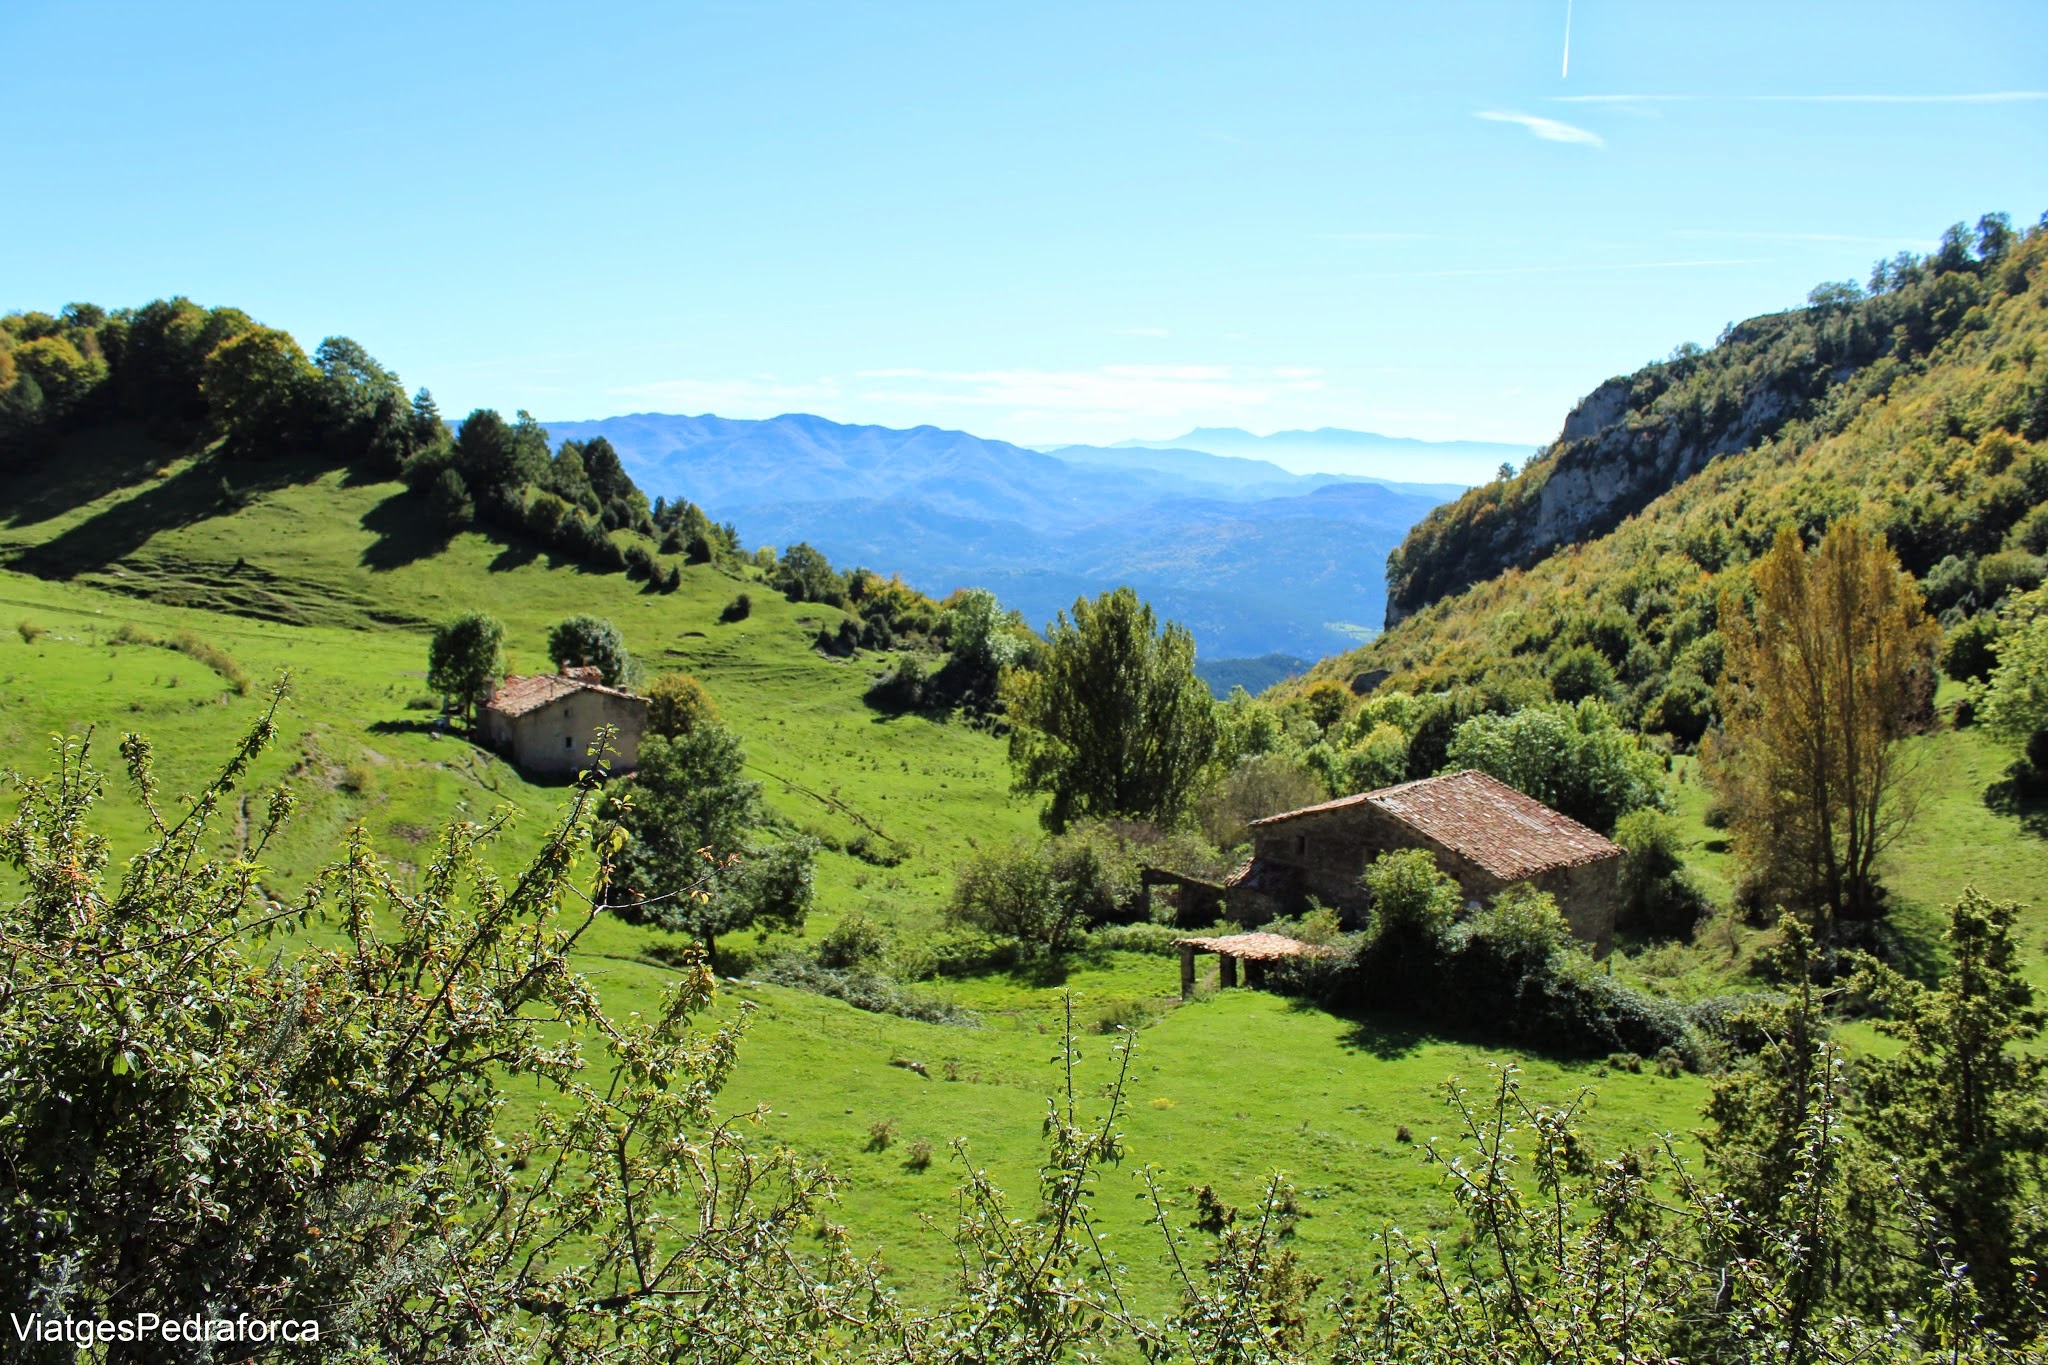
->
[[565, 735, 574, 749], [1296, 835, 1307, 856]]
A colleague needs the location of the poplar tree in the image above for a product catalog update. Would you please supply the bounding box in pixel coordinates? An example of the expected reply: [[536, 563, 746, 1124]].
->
[[1706, 519, 1939, 922]]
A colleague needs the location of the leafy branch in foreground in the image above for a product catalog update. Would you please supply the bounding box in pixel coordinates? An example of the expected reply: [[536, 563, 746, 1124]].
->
[[0, 691, 884, 1363]]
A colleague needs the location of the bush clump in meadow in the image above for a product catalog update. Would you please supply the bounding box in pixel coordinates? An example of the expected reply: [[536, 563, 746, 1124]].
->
[[15, 619, 45, 644], [169, 630, 251, 695], [816, 910, 887, 970], [755, 952, 979, 1026], [1092, 997, 1156, 1034], [1086, 922, 1187, 956], [1612, 808, 1714, 939]]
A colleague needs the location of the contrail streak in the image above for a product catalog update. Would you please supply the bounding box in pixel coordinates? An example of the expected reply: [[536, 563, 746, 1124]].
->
[[1562, 0, 1573, 78]]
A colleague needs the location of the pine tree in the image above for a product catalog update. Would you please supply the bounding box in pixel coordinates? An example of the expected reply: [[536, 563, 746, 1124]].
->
[[1859, 890, 2048, 1331]]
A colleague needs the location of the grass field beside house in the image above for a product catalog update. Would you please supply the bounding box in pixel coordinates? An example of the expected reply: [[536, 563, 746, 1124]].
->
[[3, 426, 2044, 1315]]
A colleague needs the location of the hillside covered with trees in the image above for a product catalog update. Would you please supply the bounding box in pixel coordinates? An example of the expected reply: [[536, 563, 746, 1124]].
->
[[1306, 215, 2048, 754], [1383, 213, 2042, 626]]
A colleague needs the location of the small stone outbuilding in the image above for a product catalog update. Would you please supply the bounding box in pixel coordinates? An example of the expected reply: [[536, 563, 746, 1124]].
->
[[1225, 769, 1623, 954], [479, 666, 649, 780]]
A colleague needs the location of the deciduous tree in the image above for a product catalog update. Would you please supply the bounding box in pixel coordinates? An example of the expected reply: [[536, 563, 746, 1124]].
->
[[1980, 586, 2048, 759], [1705, 520, 1939, 921], [645, 670, 718, 738], [547, 614, 631, 686], [202, 324, 317, 457], [1444, 699, 1667, 834], [601, 724, 814, 968], [427, 610, 505, 727], [1002, 586, 1217, 831]]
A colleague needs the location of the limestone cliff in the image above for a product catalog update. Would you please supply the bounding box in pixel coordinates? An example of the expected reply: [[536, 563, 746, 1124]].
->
[[1381, 256, 1992, 625]]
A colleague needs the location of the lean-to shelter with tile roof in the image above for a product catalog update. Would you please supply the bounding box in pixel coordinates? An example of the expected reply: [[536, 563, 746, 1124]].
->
[[479, 666, 649, 780], [1225, 769, 1623, 953]]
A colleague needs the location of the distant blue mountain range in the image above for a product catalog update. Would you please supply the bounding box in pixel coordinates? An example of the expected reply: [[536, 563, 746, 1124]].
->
[[539, 411, 1475, 661], [1110, 426, 1535, 486]]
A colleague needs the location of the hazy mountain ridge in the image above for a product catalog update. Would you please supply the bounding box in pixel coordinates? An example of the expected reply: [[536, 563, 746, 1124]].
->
[[1039, 439, 1469, 501], [539, 411, 1452, 658], [1115, 426, 1534, 486]]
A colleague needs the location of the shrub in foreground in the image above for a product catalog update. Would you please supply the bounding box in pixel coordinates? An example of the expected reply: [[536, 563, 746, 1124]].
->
[[1279, 858, 1704, 1064]]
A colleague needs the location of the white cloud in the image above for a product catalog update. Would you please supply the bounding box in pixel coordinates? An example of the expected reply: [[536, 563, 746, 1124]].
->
[[1474, 110, 1605, 147]]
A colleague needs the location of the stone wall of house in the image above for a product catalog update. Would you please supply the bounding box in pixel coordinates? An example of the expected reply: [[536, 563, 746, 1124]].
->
[[494, 691, 647, 779], [1238, 805, 1423, 922], [1233, 803, 1622, 954], [1527, 856, 1621, 955]]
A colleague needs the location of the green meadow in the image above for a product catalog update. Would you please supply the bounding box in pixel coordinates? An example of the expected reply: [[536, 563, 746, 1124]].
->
[[4, 426, 2044, 1313]]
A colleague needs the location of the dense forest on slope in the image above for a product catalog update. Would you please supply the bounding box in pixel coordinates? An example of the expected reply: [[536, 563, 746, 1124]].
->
[[1384, 214, 2044, 625], [1308, 215, 2048, 750]]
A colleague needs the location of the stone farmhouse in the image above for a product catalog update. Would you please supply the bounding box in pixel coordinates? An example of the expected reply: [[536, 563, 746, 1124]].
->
[[478, 665, 649, 780], [1225, 769, 1624, 953]]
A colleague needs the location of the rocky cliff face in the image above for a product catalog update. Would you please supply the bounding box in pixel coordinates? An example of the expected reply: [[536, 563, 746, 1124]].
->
[[1512, 370, 1805, 572], [1382, 308, 1846, 627]]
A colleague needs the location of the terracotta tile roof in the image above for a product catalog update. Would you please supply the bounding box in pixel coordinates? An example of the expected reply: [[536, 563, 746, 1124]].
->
[[1247, 769, 1621, 882], [483, 672, 643, 719], [1172, 931, 1339, 961]]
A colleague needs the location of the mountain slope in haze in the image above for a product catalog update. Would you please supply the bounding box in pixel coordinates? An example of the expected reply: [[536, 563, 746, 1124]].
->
[[1302, 214, 2048, 750], [539, 411, 1450, 658], [1117, 426, 1531, 485], [1043, 440, 1467, 501]]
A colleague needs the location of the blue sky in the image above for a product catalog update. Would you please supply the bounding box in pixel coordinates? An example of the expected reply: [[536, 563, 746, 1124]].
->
[[4, 0, 2044, 470]]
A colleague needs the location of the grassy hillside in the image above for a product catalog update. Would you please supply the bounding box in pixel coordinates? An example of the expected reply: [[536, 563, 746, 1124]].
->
[[0, 422, 1724, 1319], [0, 430, 1027, 907]]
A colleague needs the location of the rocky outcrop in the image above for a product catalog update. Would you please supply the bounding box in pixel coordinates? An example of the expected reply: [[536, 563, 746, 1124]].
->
[[1520, 374, 1802, 561], [1382, 309, 1836, 626]]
